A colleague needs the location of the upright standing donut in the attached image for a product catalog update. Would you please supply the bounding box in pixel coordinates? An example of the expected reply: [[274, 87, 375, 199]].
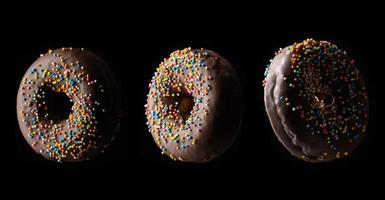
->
[[263, 39, 369, 162], [145, 48, 243, 162], [17, 48, 122, 162]]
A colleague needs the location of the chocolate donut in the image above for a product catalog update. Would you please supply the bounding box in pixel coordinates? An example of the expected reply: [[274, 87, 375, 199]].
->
[[263, 39, 369, 163], [17, 48, 122, 162], [145, 48, 243, 162]]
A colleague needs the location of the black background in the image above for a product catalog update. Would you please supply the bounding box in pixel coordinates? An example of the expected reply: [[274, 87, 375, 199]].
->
[[1, 2, 380, 195]]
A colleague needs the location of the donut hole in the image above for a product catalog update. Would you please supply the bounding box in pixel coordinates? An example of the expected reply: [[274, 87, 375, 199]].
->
[[322, 94, 334, 107], [163, 91, 194, 121], [314, 92, 335, 111], [178, 94, 194, 119], [37, 85, 73, 123]]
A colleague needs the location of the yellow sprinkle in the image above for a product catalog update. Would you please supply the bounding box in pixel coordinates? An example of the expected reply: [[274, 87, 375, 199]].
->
[[336, 152, 341, 158]]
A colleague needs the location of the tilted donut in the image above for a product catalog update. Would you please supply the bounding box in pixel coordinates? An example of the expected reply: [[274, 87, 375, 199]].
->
[[145, 48, 243, 162], [263, 39, 369, 163], [17, 48, 123, 162]]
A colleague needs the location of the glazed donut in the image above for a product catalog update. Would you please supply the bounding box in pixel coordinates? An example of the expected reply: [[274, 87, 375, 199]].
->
[[145, 48, 243, 162], [263, 39, 369, 163], [17, 48, 122, 162]]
